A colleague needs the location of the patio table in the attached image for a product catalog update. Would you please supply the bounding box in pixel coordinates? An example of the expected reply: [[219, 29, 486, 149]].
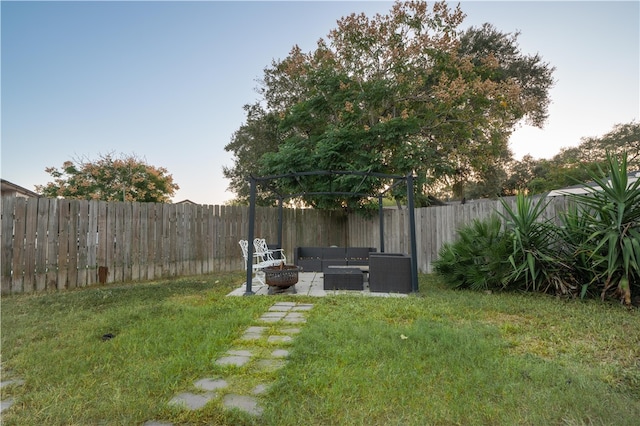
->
[[323, 268, 364, 291]]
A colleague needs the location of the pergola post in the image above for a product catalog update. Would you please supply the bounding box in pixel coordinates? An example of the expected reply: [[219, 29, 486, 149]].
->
[[277, 196, 283, 251], [245, 177, 257, 296], [406, 173, 419, 293], [378, 194, 385, 252]]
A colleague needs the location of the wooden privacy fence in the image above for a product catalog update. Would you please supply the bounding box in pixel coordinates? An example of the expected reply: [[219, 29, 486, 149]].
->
[[347, 195, 571, 274], [0, 196, 348, 294], [1, 195, 571, 294]]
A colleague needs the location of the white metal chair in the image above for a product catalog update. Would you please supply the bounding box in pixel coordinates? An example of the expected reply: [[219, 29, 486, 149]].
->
[[253, 238, 287, 266], [239, 240, 271, 286]]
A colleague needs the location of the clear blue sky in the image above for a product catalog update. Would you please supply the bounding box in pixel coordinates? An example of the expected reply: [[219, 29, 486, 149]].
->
[[2, 1, 638, 205]]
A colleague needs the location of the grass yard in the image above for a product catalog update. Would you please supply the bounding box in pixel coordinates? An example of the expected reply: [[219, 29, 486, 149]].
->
[[1, 272, 639, 425]]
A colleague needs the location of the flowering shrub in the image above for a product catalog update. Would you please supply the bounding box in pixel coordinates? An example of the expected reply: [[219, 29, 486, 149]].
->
[[36, 152, 179, 202]]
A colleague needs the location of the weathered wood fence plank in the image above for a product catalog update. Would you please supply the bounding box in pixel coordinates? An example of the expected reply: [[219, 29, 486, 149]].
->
[[35, 198, 49, 291], [2, 196, 16, 294]]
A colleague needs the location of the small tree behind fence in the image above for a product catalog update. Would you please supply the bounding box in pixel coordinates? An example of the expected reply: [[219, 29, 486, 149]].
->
[[1, 195, 570, 294]]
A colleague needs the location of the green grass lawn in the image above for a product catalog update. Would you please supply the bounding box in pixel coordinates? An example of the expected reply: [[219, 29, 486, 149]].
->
[[1, 273, 638, 425]]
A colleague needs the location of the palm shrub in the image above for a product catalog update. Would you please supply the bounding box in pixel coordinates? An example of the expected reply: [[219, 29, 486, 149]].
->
[[498, 194, 572, 294], [433, 214, 511, 291], [567, 153, 640, 305]]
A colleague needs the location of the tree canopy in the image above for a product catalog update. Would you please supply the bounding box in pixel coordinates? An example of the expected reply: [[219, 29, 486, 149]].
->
[[224, 0, 555, 209], [503, 121, 640, 195], [36, 153, 179, 202]]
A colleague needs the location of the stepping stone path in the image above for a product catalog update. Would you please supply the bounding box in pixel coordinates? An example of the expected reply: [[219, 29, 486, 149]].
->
[[145, 301, 314, 424], [0, 365, 25, 414]]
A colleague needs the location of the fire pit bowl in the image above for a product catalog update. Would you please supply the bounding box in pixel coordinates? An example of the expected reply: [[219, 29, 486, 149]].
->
[[263, 264, 300, 288]]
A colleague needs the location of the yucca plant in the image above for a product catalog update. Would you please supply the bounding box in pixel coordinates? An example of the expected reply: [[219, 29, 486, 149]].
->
[[498, 193, 568, 293], [568, 153, 640, 306], [433, 215, 511, 291], [558, 203, 596, 298]]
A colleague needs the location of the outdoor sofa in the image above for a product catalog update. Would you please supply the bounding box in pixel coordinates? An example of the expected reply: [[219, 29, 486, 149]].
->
[[293, 246, 377, 272]]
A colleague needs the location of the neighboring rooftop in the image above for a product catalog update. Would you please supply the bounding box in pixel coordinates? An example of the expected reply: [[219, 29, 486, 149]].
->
[[1, 179, 40, 198], [547, 171, 640, 197]]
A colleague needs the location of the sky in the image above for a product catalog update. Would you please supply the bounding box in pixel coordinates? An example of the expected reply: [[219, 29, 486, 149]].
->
[[2, 1, 638, 205]]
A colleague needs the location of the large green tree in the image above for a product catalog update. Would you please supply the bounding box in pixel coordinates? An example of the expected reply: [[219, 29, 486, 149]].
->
[[223, 103, 282, 203], [503, 121, 640, 195], [224, 0, 555, 208], [36, 153, 179, 202]]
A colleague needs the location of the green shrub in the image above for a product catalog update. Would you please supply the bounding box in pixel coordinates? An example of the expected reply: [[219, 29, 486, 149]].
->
[[433, 215, 511, 291], [557, 204, 597, 298], [567, 153, 640, 305], [435, 152, 639, 306], [499, 193, 570, 293]]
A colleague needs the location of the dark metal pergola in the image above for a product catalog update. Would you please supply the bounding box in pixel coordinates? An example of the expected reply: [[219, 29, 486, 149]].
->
[[244, 170, 419, 295]]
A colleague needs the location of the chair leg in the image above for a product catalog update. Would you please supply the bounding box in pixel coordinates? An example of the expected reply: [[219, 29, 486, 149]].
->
[[253, 270, 266, 286]]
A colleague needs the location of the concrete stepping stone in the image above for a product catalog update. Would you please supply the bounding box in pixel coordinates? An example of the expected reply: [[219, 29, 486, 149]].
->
[[194, 378, 228, 391], [1, 377, 24, 413], [292, 303, 314, 311], [253, 384, 269, 394], [271, 349, 289, 358], [268, 305, 293, 312], [279, 327, 301, 334], [283, 312, 306, 323], [223, 394, 263, 416], [259, 315, 284, 323], [0, 379, 25, 389], [215, 349, 253, 367], [240, 326, 267, 340], [1, 398, 14, 413], [261, 312, 287, 319], [273, 302, 296, 307], [143, 421, 174, 426], [267, 335, 293, 343], [240, 333, 262, 341], [256, 358, 286, 371], [168, 392, 213, 410]]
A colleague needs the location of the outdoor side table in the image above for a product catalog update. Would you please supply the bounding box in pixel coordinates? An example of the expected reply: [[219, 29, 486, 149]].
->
[[323, 268, 364, 291]]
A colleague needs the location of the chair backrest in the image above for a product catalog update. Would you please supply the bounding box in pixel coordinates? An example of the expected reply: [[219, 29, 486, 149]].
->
[[253, 238, 287, 266], [253, 238, 270, 257], [239, 240, 249, 264]]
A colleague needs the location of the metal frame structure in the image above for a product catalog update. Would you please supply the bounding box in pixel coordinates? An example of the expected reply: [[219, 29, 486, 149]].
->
[[243, 170, 419, 295]]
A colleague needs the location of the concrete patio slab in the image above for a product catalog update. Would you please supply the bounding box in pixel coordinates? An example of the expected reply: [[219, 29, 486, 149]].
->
[[227, 272, 408, 298]]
